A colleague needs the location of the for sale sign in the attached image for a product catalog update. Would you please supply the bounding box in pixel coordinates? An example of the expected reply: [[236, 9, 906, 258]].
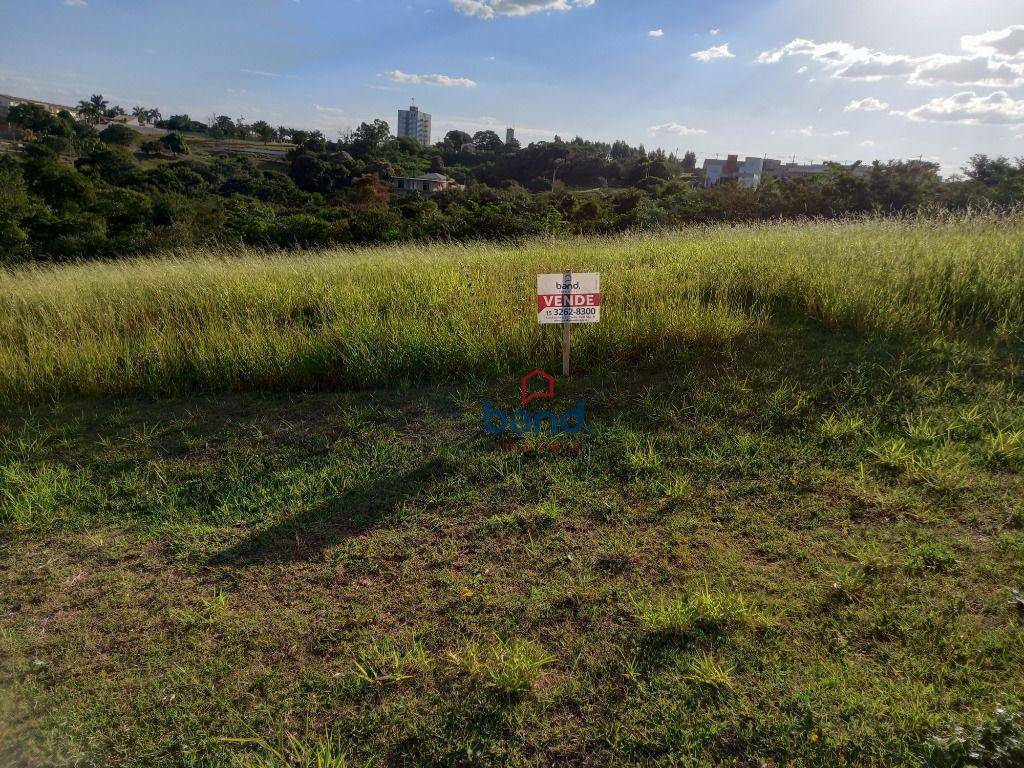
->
[[537, 272, 601, 324]]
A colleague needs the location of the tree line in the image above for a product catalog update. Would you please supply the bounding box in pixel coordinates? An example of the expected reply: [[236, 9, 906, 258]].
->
[[1, 95, 1023, 264]]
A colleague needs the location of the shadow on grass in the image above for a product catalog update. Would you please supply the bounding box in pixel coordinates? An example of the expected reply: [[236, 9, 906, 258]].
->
[[386, 690, 524, 767], [207, 457, 450, 567]]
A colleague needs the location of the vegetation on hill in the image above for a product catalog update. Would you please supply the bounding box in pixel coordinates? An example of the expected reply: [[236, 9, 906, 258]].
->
[[3, 96, 1024, 263], [2, 218, 1023, 766]]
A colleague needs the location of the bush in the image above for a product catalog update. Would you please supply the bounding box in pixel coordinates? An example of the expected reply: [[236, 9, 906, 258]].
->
[[222, 196, 276, 244], [99, 124, 138, 147], [273, 214, 346, 247]]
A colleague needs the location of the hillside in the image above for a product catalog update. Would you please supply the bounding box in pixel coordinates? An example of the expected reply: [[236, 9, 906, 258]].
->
[[2, 218, 1023, 767]]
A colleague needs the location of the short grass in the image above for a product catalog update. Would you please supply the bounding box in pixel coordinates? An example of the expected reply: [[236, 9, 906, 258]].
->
[[2, 217, 1024, 766]]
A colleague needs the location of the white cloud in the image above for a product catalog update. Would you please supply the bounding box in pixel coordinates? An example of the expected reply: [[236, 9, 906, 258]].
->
[[909, 56, 1024, 87], [709, 27, 720, 36], [797, 65, 808, 74], [691, 44, 734, 62], [64, 0, 87, 5], [240, 68, 298, 79], [961, 25, 1024, 58], [648, 122, 707, 136], [386, 69, 477, 87], [832, 130, 850, 136], [648, 29, 664, 38], [861, 140, 876, 147], [758, 27, 1024, 87], [901, 90, 1024, 125], [313, 104, 345, 117], [798, 125, 814, 137], [844, 97, 889, 112], [450, 0, 595, 19], [757, 38, 865, 66]]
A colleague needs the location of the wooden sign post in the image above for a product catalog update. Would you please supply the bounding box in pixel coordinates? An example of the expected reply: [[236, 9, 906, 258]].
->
[[562, 270, 572, 376], [537, 271, 601, 377]]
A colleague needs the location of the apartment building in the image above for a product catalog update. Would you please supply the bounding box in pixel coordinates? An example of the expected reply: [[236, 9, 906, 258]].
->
[[397, 104, 432, 146]]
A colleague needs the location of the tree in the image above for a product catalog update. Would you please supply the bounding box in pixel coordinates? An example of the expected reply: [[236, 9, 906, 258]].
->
[[131, 106, 157, 125], [160, 132, 188, 156], [8, 103, 73, 139], [140, 140, 164, 157], [89, 94, 109, 113], [75, 145, 138, 186], [429, 155, 445, 173], [77, 99, 101, 124], [682, 151, 697, 173], [350, 120, 390, 156], [472, 130, 503, 152], [211, 115, 235, 134], [105, 105, 126, 118], [252, 121, 275, 144], [164, 115, 193, 132], [444, 130, 472, 151], [351, 172, 390, 210], [100, 124, 137, 146]]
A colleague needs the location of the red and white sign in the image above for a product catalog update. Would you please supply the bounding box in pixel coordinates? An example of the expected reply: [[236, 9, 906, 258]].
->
[[537, 272, 601, 324]]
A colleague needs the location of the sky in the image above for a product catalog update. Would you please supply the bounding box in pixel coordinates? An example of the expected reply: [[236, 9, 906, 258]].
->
[[3, 0, 1024, 176]]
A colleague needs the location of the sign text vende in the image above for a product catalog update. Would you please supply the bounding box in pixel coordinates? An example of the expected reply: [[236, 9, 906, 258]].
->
[[537, 272, 601, 324]]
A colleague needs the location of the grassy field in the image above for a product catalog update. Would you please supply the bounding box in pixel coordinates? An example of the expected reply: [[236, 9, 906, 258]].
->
[[3, 216, 1024, 405], [2, 217, 1024, 766]]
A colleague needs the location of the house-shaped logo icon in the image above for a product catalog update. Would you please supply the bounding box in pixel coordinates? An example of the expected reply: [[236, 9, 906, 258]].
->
[[521, 369, 556, 406]]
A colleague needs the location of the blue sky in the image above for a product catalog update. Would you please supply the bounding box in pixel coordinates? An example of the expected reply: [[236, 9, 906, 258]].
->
[[3, 0, 1023, 175]]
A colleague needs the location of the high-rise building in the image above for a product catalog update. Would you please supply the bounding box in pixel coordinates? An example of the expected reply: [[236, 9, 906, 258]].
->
[[505, 127, 515, 145], [397, 104, 431, 145]]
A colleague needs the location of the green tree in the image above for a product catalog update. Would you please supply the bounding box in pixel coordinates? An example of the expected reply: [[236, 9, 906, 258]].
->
[[89, 95, 109, 111], [100, 124, 137, 146], [444, 130, 472, 151], [223, 196, 276, 243], [76, 95, 108, 124], [251, 121, 275, 144], [0, 159, 34, 261], [131, 106, 156, 125], [160, 132, 188, 156], [472, 130, 503, 152], [350, 120, 391, 156]]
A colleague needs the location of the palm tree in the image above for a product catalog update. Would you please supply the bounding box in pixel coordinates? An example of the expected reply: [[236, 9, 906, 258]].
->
[[77, 94, 108, 125], [77, 100, 99, 124], [132, 106, 149, 125]]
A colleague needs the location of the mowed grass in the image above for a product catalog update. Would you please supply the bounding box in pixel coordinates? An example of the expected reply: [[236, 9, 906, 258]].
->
[[2, 216, 1024, 766], [2, 214, 1024, 403]]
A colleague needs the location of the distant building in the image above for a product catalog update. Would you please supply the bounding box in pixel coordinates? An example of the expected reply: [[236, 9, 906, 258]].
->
[[392, 172, 461, 195], [505, 127, 515, 144], [702, 154, 869, 188], [0, 94, 77, 137], [397, 104, 431, 146]]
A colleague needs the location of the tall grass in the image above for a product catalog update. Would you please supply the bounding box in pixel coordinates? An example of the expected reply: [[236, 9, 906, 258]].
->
[[1, 214, 1022, 404]]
